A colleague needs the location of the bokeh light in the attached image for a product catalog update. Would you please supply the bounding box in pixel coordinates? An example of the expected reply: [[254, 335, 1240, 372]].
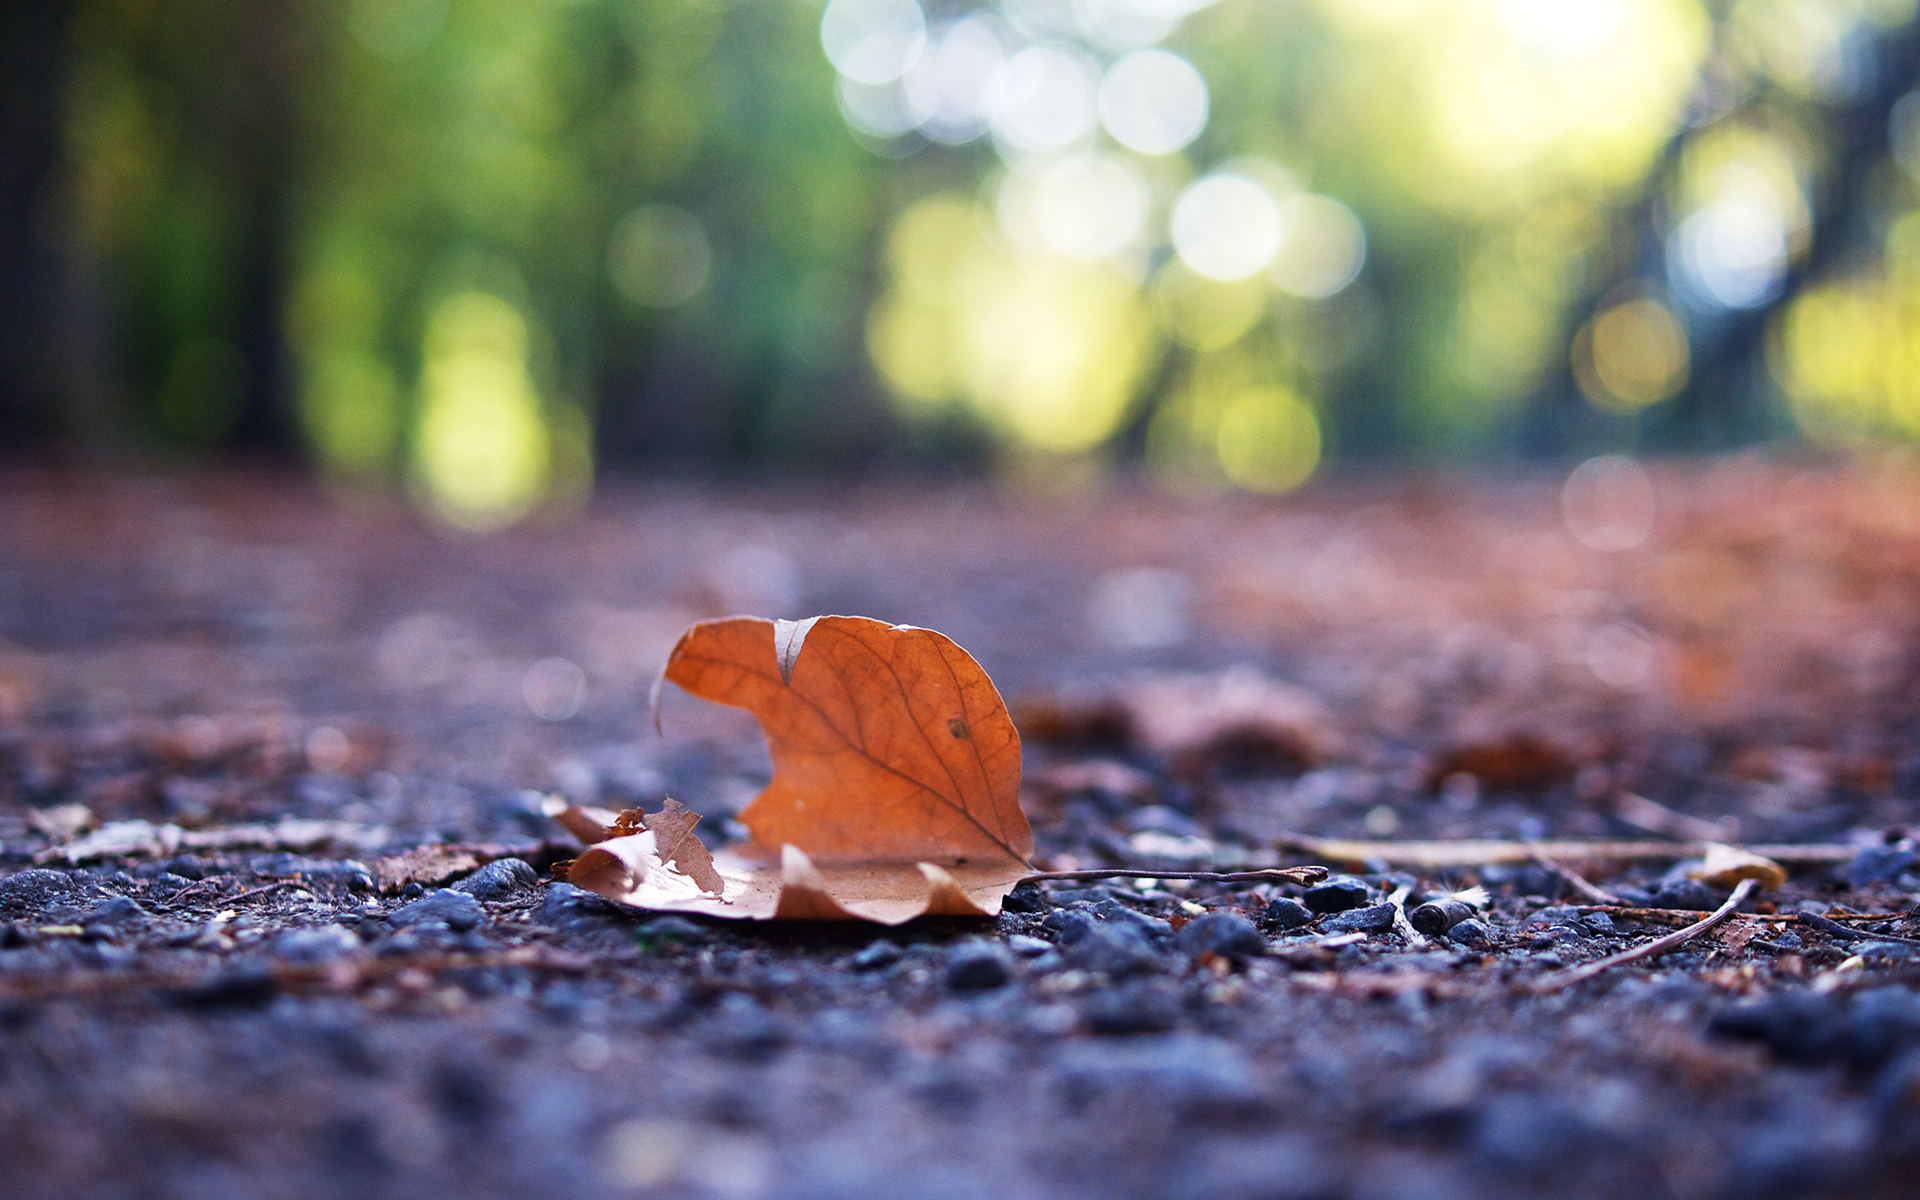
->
[[822, 0, 927, 86], [1574, 296, 1690, 411], [1268, 195, 1367, 298], [867, 194, 1156, 452], [902, 16, 1007, 143], [1561, 454, 1657, 552], [1147, 352, 1321, 493], [1171, 173, 1285, 282], [1016, 151, 1149, 261], [1098, 49, 1209, 155], [413, 292, 553, 531], [607, 205, 712, 309], [991, 43, 1103, 154]]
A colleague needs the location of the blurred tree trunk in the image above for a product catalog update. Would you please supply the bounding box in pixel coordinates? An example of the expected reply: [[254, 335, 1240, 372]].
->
[[0, 2, 76, 454]]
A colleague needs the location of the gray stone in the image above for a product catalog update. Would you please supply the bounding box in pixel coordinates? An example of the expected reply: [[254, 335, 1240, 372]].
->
[[452, 857, 538, 900], [945, 943, 1013, 989], [1056, 1033, 1261, 1115], [1066, 923, 1166, 976], [1040, 908, 1099, 945], [0, 869, 87, 915], [84, 895, 148, 925], [1649, 879, 1722, 912], [1447, 918, 1493, 950], [850, 939, 903, 971], [389, 888, 487, 931], [273, 924, 367, 962], [1303, 877, 1371, 913], [1173, 912, 1266, 961], [534, 882, 630, 933], [1321, 902, 1396, 935], [1007, 934, 1053, 957], [1091, 899, 1174, 940], [1848, 845, 1917, 887], [1261, 897, 1313, 932], [1080, 981, 1183, 1035]]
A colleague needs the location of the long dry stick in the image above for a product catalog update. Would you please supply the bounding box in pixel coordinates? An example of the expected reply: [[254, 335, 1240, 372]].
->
[[1532, 878, 1758, 992], [1799, 911, 1920, 947], [1023, 866, 1329, 887], [1275, 833, 1852, 868], [1527, 847, 1623, 905]]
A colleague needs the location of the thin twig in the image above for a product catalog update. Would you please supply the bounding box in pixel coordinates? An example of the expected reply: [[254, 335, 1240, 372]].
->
[[1024, 866, 1328, 886], [1274, 833, 1852, 868], [157, 878, 222, 911], [1799, 912, 1920, 947], [1532, 879, 1758, 992], [221, 880, 299, 906], [1527, 847, 1624, 904], [1387, 880, 1429, 948]]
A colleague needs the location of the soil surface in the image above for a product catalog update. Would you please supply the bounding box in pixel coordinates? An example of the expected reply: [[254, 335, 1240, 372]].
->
[[6, 461, 1920, 1200]]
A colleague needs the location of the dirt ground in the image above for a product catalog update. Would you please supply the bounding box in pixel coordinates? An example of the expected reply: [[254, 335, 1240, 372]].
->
[[6, 459, 1920, 1200]]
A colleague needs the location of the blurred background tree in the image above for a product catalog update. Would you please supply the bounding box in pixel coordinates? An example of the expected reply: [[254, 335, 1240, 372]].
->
[[1, 0, 1917, 526]]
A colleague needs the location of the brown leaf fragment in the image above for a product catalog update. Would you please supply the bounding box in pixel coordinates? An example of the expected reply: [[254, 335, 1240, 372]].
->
[[1424, 734, 1574, 795], [374, 845, 481, 892], [640, 799, 725, 895], [546, 798, 622, 845]]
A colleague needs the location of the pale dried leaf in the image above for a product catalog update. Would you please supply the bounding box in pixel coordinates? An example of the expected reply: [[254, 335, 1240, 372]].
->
[[1692, 843, 1788, 891], [568, 836, 1027, 924], [373, 845, 481, 892]]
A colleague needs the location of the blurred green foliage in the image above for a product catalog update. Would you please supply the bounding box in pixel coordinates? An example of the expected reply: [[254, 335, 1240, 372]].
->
[[10, 0, 1920, 524]]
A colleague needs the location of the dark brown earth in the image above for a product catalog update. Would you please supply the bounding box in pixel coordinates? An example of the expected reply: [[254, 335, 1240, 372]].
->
[[6, 460, 1920, 1200]]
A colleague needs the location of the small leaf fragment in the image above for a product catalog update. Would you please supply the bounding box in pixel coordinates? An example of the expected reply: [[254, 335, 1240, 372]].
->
[[642, 798, 724, 896]]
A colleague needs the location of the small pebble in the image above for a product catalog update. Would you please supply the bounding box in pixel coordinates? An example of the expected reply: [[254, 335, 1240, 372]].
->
[[1173, 912, 1266, 961], [1303, 878, 1371, 914], [389, 888, 487, 932], [1447, 918, 1492, 949], [534, 883, 627, 934], [1091, 899, 1174, 940], [1848, 845, 1917, 887], [452, 858, 537, 901], [1580, 912, 1615, 936], [272, 924, 366, 962], [1065, 924, 1166, 976], [1041, 908, 1099, 945], [1081, 981, 1181, 1035], [1649, 879, 1722, 912], [945, 943, 1013, 990], [1261, 897, 1313, 932], [0, 870, 87, 915], [850, 939, 903, 971], [85, 895, 148, 925], [1321, 903, 1396, 935], [1007, 934, 1053, 957]]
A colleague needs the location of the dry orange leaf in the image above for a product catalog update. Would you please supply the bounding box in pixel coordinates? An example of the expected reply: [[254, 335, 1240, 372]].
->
[[570, 615, 1034, 923]]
